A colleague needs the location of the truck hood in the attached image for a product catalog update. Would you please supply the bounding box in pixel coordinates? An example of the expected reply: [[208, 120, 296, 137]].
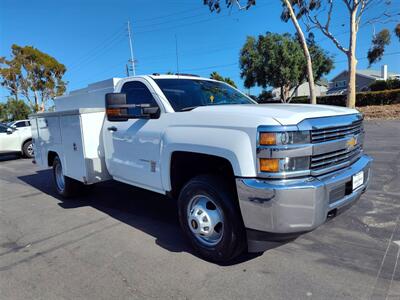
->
[[191, 104, 359, 125]]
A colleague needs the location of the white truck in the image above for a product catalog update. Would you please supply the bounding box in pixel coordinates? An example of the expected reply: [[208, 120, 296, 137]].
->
[[30, 74, 372, 262]]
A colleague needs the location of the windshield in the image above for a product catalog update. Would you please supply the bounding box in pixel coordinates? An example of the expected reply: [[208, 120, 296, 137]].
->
[[154, 79, 255, 112], [0, 124, 10, 133]]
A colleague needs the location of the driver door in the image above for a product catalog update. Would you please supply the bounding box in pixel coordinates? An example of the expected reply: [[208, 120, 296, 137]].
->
[[103, 79, 164, 192]]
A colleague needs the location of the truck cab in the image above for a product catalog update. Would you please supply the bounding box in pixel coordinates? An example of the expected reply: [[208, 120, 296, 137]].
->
[[30, 75, 372, 262]]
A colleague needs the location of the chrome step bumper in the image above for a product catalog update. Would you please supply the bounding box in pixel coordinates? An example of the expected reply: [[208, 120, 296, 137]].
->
[[236, 155, 372, 237]]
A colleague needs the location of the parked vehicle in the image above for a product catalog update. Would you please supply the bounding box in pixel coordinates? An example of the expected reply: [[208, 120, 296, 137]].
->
[[0, 122, 33, 158], [8, 119, 31, 129], [30, 75, 372, 262]]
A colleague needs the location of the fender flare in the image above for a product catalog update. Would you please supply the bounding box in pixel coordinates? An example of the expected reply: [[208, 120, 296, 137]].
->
[[160, 126, 256, 191]]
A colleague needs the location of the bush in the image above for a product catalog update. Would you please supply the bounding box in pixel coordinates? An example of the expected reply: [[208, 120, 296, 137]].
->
[[369, 78, 400, 91], [290, 89, 400, 107], [355, 89, 400, 106]]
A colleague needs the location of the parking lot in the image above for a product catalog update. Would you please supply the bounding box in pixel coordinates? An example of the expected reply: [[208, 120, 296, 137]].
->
[[0, 120, 399, 300]]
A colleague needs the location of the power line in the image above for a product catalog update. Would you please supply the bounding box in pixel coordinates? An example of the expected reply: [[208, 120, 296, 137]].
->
[[67, 4, 270, 80], [67, 32, 126, 73], [133, 11, 211, 29], [134, 2, 274, 35], [66, 2, 399, 88], [67, 24, 125, 69], [133, 7, 204, 23], [66, 3, 273, 75], [334, 51, 400, 64]]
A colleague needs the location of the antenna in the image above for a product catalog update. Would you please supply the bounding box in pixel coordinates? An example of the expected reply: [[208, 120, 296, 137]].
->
[[127, 19, 136, 76], [175, 34, 180, 75]]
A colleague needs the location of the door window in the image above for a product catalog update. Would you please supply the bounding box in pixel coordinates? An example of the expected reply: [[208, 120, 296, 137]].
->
[[15, 121, 28, 128], [0, 125, 7, 133], [121, 81, 158, 115]]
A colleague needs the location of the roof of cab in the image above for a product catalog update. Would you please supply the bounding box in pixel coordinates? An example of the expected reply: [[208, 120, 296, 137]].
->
[[147, 74, 214, 81]]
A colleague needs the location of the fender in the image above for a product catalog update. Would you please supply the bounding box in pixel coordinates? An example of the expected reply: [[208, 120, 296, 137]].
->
[[160, 126, 256, 191]]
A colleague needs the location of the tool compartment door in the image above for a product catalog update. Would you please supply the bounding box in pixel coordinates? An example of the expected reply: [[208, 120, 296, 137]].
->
[[59, 114, 87, 182]]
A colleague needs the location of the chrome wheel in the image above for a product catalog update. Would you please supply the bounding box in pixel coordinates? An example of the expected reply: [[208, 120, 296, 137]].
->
[[55, 160, 65, 192], [26, 143, 34, 157], [187, 195, 224, 246]]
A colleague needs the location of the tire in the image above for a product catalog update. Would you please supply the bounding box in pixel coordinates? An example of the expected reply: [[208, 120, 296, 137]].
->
[[178, 174, 246, 262], [52, 156, 81, 198], [22, 140, 34, 158]]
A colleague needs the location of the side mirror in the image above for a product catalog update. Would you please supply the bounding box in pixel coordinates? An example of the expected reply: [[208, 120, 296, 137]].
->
[[6, 128, 13, 134], [105, 93, 129, 122], [105, 93, 161, 121]]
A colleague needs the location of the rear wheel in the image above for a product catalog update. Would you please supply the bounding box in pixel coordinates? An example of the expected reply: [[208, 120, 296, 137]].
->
[[22, 140, 34, 158], [178, 174, 246, 262], [52, 156, 81, 197]]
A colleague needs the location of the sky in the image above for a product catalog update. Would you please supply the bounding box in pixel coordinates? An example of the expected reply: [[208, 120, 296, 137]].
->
[[1, 0, 399, 102]]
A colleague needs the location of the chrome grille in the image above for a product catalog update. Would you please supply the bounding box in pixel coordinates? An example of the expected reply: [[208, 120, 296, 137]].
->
[[311, 145, 362, 171], [311, 120, 363, 143]]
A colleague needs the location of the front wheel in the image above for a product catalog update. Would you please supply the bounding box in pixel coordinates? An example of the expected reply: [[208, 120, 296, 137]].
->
[[52, 156, 81, 197], [178, 175, 246, 262]]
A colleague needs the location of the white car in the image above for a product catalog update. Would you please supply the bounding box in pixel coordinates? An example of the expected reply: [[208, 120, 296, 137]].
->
[[0, 122, 34, 158]]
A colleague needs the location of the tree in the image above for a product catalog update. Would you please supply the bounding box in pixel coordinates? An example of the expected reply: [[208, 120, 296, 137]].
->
[[367, 29, 391, 66], [280, 0, 318, 104], [367, 23, 400, 65], [210, 71, 237, 88], [395, 24, 400, 41], [0, 97, 32, 122], [0, 57, 21, 102], [240, 32, 333, 102], [0, 103, 7, 121], [293, 0, 397, 108], [203, 0, 318, 104], [0, 44, 67, 112], [257, 90, 273, 103]]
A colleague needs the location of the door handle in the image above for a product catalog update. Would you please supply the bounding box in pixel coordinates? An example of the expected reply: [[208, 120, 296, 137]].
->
[[107, 126, 117, 132]]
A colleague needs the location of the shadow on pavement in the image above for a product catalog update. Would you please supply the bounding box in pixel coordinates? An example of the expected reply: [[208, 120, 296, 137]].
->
[[0, 153, 22, 162], [18, 169, 266, 265]]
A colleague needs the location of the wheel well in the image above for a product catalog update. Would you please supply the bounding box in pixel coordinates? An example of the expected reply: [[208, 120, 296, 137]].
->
[[47, 151, 58, 167], [170, 151, 236, 199]]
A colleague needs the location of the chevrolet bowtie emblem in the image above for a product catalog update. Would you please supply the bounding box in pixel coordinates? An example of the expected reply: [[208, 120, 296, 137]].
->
[[346, 136, 357, 149]]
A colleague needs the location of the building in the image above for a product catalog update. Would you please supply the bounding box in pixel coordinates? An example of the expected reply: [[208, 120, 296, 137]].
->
[[272, 79, 329, 100], [327, 65, 400, 95]]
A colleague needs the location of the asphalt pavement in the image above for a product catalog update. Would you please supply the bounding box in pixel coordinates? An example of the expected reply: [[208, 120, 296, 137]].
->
[[0, 120, 399, 300]]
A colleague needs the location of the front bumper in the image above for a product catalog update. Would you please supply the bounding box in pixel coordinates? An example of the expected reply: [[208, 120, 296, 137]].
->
[[236, 154, 372, 239]]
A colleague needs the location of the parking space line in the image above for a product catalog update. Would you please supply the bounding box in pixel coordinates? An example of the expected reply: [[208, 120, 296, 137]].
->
[[369, 217, 400, 299]]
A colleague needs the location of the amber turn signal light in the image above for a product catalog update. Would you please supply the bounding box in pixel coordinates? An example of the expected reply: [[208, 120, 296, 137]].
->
[[259, 158, 279, 172], [106, 108, 121, 116], [259, 132, 276, 145]]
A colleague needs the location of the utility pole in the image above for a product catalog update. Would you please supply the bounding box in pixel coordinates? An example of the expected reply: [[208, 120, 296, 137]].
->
[[127, 20, 136, 76]]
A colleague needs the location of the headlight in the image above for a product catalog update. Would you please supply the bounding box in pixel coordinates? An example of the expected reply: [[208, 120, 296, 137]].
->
[[259, 131, 310, 145], [259, 157, 310, 173]]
